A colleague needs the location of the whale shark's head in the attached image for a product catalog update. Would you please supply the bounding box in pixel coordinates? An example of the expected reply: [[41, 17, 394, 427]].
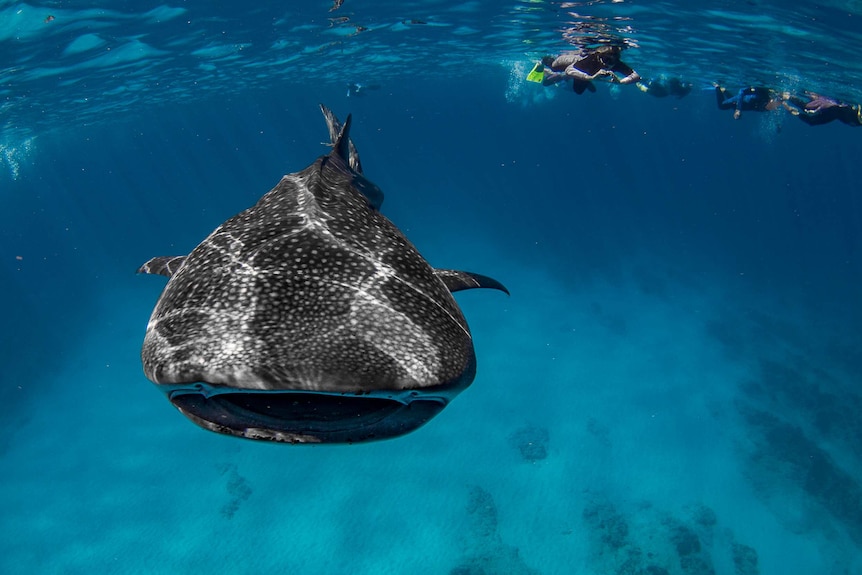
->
[[139, 104, 506, 444]]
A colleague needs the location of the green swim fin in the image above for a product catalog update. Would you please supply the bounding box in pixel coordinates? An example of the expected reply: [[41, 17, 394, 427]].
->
[[526, 62, 544, 83]]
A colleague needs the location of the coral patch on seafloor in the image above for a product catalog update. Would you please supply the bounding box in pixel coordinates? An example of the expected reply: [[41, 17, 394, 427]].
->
[[508, 425, 550, 462]]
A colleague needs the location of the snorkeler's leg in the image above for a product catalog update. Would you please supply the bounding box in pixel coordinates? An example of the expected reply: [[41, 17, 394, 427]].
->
[[542, 72, 564, 86], [714, 85, 732, 109]]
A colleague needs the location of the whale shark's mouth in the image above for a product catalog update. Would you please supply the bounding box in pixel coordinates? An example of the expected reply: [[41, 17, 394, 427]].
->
[[165, 386, 453, 444]]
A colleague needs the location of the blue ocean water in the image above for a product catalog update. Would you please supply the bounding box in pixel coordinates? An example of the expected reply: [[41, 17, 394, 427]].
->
[[3, 1, 862, 574]]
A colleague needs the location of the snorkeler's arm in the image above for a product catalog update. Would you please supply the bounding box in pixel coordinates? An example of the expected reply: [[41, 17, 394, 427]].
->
[[781, 100, 801, 115], [781, 94, 806, 114], [565, 64, 605, 82], [612, 62, 641, 84], [804, 96, 835, 113]]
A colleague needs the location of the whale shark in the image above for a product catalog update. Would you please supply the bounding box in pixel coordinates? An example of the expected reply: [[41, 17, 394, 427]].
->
[[139, 105, 507, 444]]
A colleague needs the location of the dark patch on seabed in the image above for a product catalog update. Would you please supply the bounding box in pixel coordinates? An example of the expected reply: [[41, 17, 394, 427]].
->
[[450, 485, 540, 575], [587, 417, 613, 448], [737, 406, 862, 545], [579, 495, 759, 575], [216, 462, 253, 519], [454, 478, 761, 574], [742, 357, 862, 463], [508, 425, 550, 463], [705, 304, 862, 547]]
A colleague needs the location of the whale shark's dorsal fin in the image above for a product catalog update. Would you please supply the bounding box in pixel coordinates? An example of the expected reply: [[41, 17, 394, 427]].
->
[[138, 255, 187, 277], [320, 103, 384, 210], [332, 112, 353, 165], [434, 269, 510, 295], [320, 103, 362, 173]]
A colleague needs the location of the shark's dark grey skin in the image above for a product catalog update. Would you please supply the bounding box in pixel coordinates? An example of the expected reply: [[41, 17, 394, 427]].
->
[[139, 105, 507, 444]]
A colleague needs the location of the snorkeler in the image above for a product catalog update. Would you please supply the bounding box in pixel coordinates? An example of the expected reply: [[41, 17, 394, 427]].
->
[[782, 92, 862, 127], [637, 76, 693, 98], [714, 84, 782, 119], [346, 83, 381, 98], [541, 45, 641, 95]]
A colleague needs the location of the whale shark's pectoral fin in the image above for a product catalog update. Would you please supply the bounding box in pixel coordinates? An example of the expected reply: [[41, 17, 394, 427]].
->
[[137, 256, 187, 277], [320, 103, 384, 211], [435, 269, 509, 295]]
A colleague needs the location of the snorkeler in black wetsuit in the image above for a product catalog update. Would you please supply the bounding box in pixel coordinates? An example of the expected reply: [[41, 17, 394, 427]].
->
[[637, 76, 692, 98], [346, 83, 381, 97], [782, 92, 862, 127], [542, 45, 641, 94], [715, 84, 781, 119]]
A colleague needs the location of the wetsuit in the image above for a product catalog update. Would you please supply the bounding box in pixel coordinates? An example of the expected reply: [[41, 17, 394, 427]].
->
[[715, 86, 775, 115], [639, 77, 692, 98], [544, 50, 639, 94], [786, 95, 862, 127]]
